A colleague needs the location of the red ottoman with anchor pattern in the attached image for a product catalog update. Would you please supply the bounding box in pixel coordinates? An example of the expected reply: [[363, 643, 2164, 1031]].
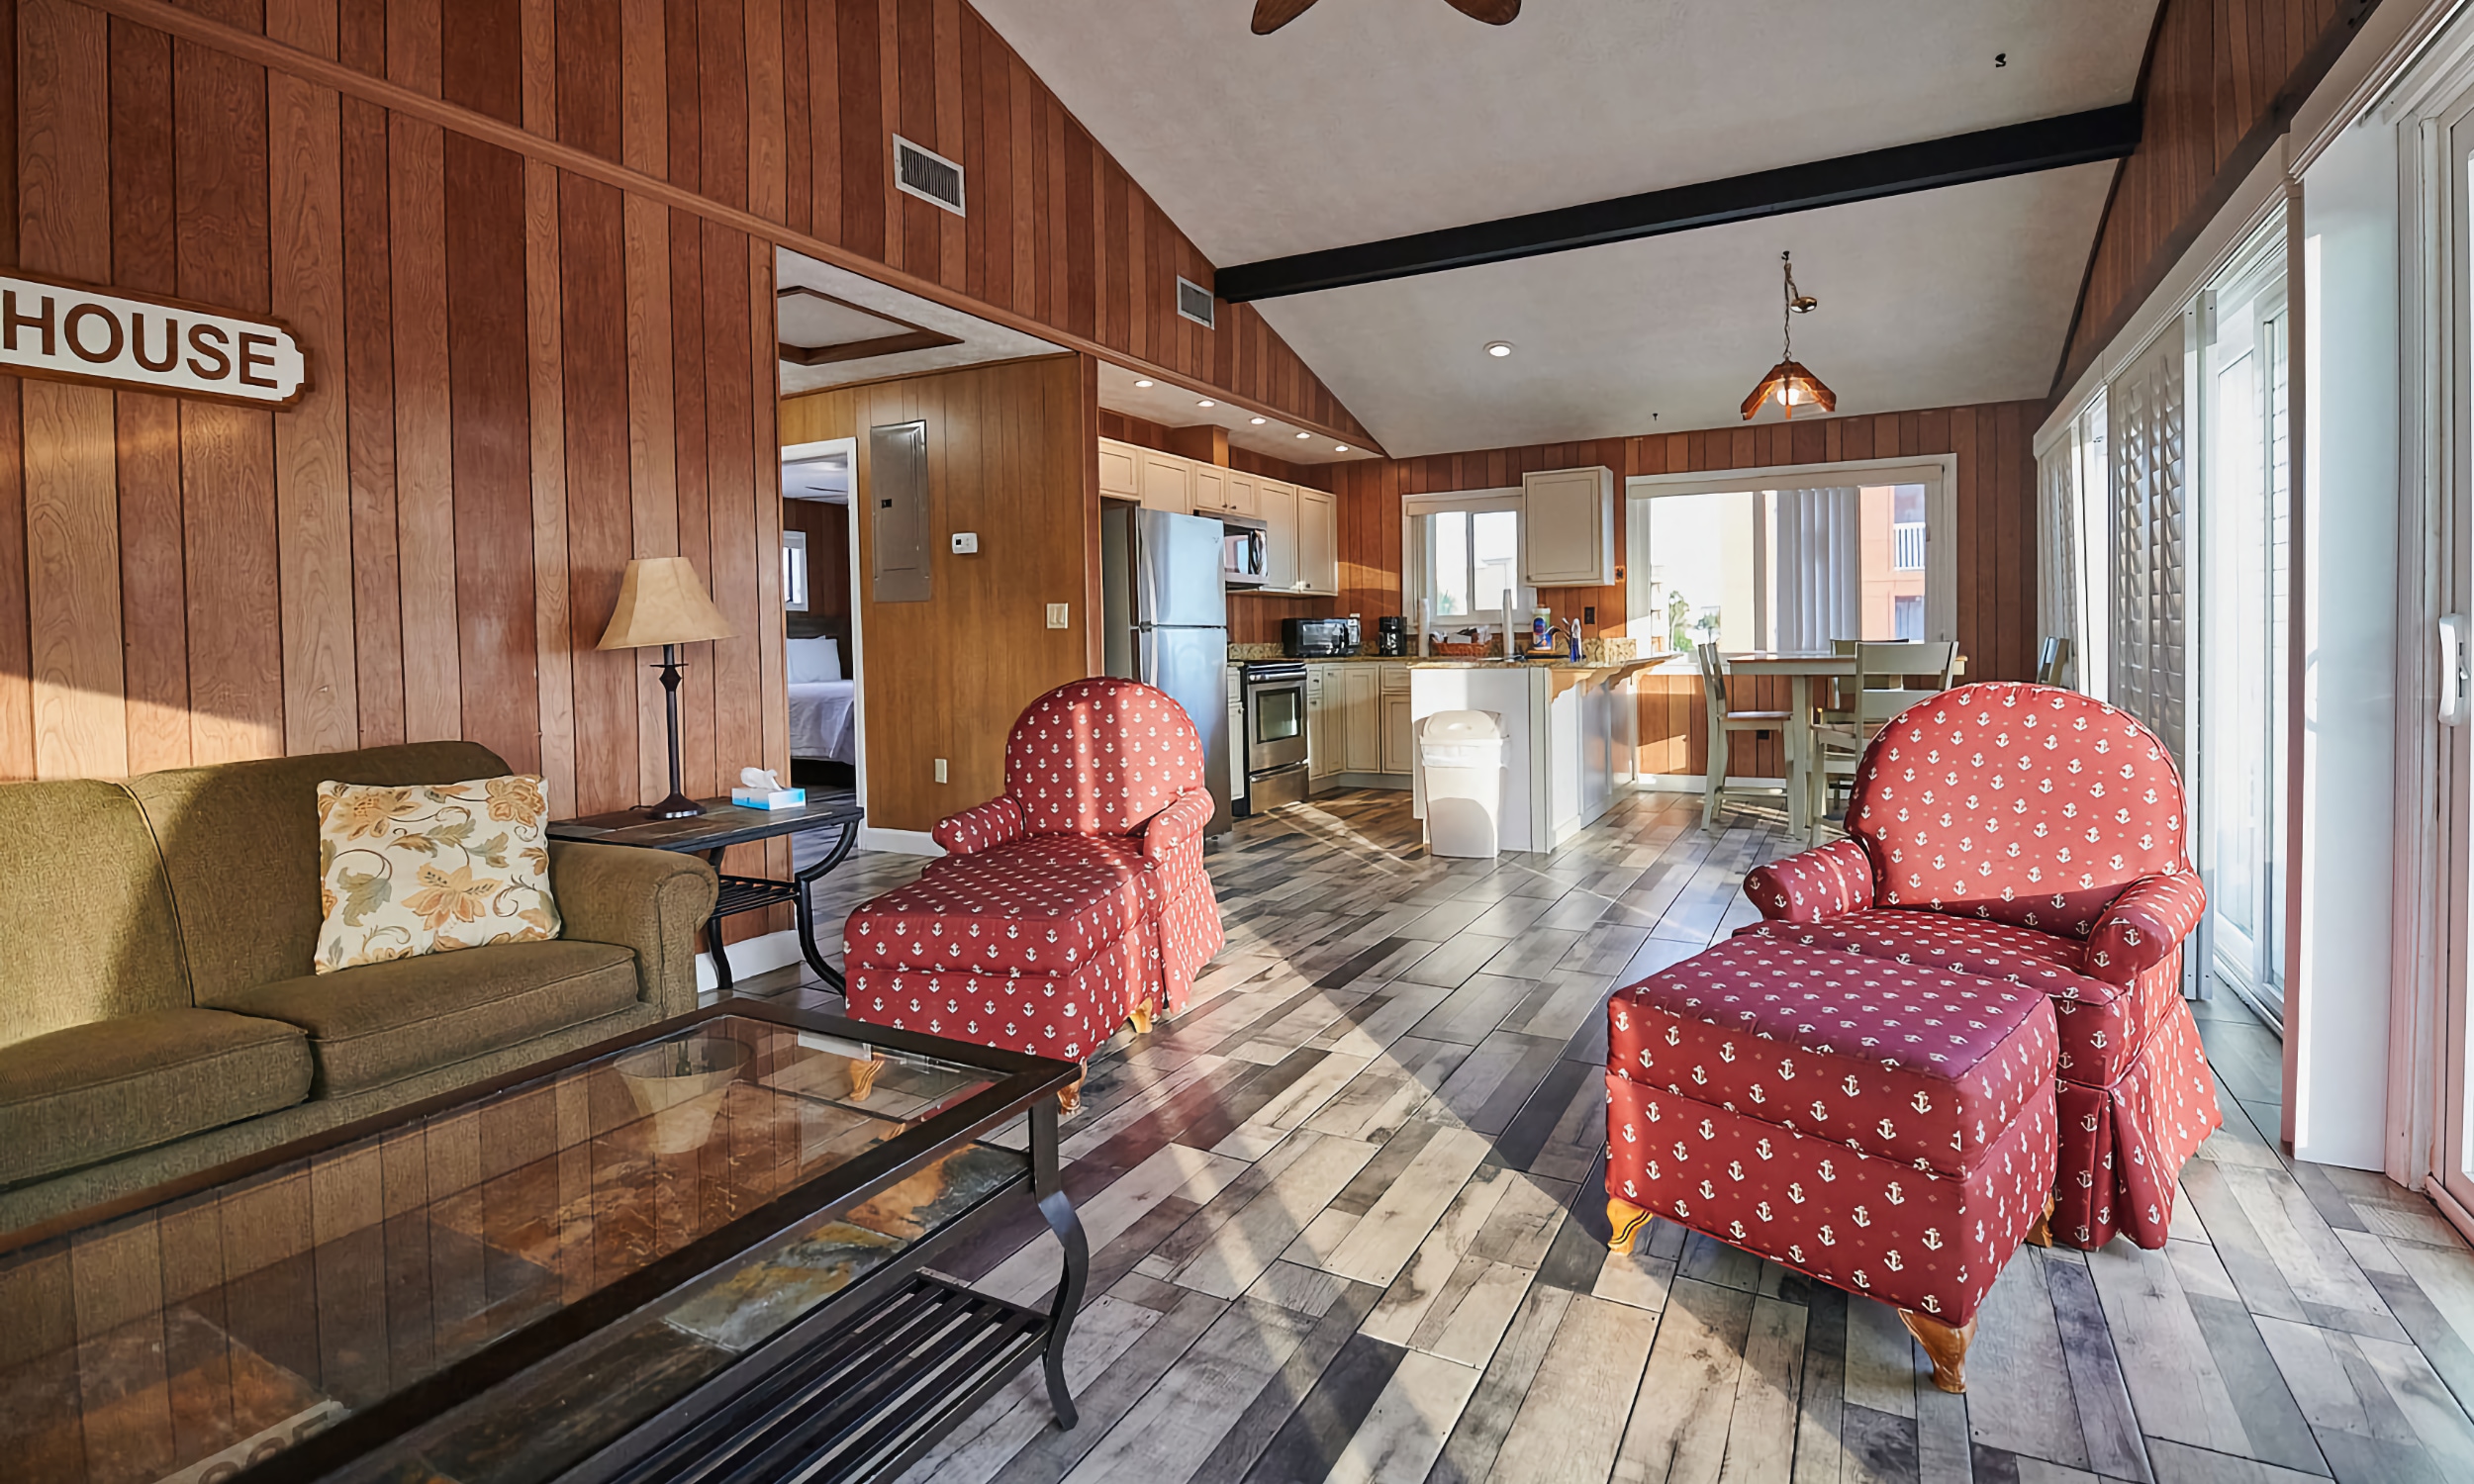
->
[[1604, 935, 2057, 1391]]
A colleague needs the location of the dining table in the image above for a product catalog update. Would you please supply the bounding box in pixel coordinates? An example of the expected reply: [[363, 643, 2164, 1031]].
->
[[1722, 650, 1966, 843]]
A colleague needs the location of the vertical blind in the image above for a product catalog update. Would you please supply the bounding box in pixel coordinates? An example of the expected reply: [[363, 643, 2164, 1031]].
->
[[2108, 320, 2190, 761], [1771, 487, 1861, 652]]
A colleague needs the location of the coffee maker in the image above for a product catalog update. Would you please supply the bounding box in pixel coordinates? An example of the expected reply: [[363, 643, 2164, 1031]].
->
[[1375, 615, 1409, 656]]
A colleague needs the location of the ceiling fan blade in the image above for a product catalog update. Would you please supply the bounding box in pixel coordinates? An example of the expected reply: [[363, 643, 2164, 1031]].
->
[[1252, 0, 1321, 35], [1441, 0, 1521, 23]]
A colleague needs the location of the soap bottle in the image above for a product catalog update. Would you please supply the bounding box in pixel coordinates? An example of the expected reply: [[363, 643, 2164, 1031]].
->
[[1531, 608, 1552, 657]]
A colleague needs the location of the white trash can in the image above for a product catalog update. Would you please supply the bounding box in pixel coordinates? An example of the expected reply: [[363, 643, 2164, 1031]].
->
[[1419, 710, 1507, 858]]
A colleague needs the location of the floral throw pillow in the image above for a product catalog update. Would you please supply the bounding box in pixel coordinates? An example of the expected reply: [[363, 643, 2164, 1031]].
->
[[313, 775, 561, 974]]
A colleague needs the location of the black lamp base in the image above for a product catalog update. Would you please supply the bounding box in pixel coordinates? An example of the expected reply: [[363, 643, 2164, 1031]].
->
[[639, 643, 706, 821], [642, 791, 705, 820]]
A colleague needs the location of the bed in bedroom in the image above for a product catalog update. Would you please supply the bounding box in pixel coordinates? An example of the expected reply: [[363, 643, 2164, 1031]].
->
[[786, 636, 856, 764]]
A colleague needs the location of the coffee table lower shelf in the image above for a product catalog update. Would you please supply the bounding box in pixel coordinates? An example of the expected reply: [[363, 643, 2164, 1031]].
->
[[613, 1273, 1054, 1484]]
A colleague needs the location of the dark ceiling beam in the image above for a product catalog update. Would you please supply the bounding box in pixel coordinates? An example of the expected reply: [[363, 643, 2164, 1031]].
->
[[1212, 103, 2142, 302]]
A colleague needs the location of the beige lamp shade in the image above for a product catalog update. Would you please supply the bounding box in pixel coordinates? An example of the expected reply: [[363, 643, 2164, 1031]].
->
[[598, 556, 735, 650]]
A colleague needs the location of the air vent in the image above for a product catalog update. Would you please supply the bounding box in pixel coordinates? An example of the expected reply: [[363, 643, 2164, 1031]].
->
[[893, 136, 965, 216], [1176, 277, 1216, 328]]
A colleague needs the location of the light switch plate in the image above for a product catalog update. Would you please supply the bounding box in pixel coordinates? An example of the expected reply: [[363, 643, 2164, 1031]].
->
[[1046, 603, 1069, 629], [933, 758, 948, 784], [951, 532, 979, 554]]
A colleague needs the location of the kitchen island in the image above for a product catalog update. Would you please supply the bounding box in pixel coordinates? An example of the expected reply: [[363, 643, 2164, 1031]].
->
[[1408, 659, 1649, 853]]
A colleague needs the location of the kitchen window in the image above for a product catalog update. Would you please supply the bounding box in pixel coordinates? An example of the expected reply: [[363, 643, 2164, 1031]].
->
[[1402, 490, 1529, 639]]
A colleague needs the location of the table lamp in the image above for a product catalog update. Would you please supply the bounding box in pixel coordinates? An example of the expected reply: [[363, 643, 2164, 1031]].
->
[[598, 556, 736, 819]]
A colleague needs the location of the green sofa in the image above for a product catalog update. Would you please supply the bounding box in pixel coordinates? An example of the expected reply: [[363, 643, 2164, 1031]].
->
[[0, 741, 719, 1235]]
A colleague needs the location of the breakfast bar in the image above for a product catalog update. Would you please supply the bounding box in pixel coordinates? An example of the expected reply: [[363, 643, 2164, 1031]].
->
[[1406, 658, 1651, 853]]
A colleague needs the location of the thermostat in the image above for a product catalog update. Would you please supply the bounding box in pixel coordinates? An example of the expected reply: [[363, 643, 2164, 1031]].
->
[[951, 532, 980, 554]]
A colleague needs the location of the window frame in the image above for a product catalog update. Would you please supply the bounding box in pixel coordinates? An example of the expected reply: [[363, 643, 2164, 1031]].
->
[[1622, 456, 1959, 649], [1400, 487, 1531, 636]]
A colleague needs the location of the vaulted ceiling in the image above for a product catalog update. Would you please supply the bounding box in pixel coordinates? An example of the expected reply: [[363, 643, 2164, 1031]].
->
[[970, 0, 2155, 455]]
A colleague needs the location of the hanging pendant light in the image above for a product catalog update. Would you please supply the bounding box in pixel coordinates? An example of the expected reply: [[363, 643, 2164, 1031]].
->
[[1741, 250, 1835, 420]]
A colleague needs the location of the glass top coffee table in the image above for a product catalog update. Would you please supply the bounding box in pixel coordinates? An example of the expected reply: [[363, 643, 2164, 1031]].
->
[[0, 1001, 1088, 1484]]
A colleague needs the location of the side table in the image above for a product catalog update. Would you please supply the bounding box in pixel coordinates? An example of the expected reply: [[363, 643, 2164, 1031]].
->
[[549, 789, 866, 993]]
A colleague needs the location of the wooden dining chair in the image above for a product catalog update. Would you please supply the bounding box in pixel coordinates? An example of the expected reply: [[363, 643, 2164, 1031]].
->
[[1809, 640, 1959, 833], [1695, 642, 1790, 833], [2037, 635, 2073, 689]]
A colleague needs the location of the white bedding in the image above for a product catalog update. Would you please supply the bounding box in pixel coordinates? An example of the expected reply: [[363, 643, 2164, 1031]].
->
[[788, 680, 857, 763]]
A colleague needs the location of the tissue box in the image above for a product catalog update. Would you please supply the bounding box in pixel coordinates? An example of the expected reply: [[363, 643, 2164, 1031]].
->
[[730, 786, 807, 810]]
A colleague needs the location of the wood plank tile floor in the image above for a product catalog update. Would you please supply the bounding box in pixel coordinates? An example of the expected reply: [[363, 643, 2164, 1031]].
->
[[740, 788, 2474, 1484]]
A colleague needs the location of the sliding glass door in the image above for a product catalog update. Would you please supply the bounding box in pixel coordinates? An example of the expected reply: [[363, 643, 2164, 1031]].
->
[[2199, 258, 2292, 1029]]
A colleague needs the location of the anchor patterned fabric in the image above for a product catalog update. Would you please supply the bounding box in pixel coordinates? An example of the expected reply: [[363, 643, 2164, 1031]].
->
[[1604, 937, 2058, 1328], [845, 679, 1224, 1066], [1007, 678, 1208, 837], [1740, 682, 2222, 1250], [1743, 837, 1877, 923]]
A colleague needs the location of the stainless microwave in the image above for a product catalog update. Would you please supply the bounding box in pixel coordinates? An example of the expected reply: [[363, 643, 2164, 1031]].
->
[[1221, 514, 1268, 589]]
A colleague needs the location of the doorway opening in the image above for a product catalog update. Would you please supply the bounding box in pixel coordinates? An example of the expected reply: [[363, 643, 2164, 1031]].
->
[[779, 437, 862, 803]]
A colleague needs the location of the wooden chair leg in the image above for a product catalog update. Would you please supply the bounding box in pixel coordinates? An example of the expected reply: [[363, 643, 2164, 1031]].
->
[[1057, 1072, 1086, 1117], [846, 1054, 884, 1101], [1899, 1310, 1978, 1393], [2026, 1195, 2055, 1249], [1129, 1002, 1154, 1036], [1607, 1197, 1652, 1255]]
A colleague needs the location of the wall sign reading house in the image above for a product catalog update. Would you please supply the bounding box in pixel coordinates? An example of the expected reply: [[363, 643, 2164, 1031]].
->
[[0, 271, 310, 408]]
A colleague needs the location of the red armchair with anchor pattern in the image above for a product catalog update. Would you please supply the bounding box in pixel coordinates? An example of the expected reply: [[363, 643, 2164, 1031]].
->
[[1737, 682, 2221, 1250], [842, 679, 1225, 1107]]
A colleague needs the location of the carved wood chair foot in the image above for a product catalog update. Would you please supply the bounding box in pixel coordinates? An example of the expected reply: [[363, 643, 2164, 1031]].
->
[[846, 1054, 885, 1101], [1899, 1309, 1977, 1393], [1058, 1072, 1086, 1117], [2025, 1195, 2055, 1249], [1129, 1003, 1154, 1036], [1607, 1197, 1652, 1254]]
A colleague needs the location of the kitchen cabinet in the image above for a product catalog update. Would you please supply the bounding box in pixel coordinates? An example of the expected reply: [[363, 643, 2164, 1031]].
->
[[1191, 464, 1224, 513], [1305, 664, 1334, 781], [1340, 664, 1380, 773], [1301, 661, 1413, 787], [1220, 471, 1260, 519], [1260, 480, 1298, 592], [1381, 664, 1413, 775], [1521, 466, 1617, 587], [1296, 487, 1338, 597], [1139, 452, 1191, 513], [1098, 438, 1140, 501]]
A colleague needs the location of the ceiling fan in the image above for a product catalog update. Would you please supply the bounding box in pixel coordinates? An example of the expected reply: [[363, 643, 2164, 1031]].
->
[[1252, 0, 1520, 35]]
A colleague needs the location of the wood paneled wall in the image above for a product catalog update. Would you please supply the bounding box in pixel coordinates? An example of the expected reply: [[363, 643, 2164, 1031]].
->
[[0, 0, 1375, 874], [781, 495, 850, 662], [1303, 402, 2042, 773], [780, 354, 1095, 834], [2060, 0, 2372, 386], [79, 0, 1371, 444]]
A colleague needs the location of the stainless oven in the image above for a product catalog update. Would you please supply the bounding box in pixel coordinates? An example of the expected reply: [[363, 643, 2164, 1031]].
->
[[1222, 514, 1269, 589], [1242, 661, 1309, 810]]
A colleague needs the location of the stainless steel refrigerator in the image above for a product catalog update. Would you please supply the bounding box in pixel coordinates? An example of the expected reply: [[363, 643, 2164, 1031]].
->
[[1101, 507, 1232, 835]]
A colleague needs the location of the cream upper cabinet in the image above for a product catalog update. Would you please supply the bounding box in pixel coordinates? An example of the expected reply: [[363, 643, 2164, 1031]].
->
[[1521, 466, 1618, 587], [1296, 487, 1338, 597], [1190, 463, 1225, 514], [1098, 438, 1140, 501], [1139, 452, 1191, 513], [1221, 471, 1260, 519], [1259, 480, 1298, 591]]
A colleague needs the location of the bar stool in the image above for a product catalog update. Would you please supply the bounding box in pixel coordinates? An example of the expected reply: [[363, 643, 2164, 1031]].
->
[[1695, 642, 1790, 833]]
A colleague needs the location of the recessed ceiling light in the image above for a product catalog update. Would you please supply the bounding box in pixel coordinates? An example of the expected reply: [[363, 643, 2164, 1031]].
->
[[1295, 431, 1310, 439], [1133, 378, 1153, 388], [1196, 399, 1215, 408], [1334, 444, 1349, 452], [1250, 417, 1267, 425], [1485, 341, 1514, 358]]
